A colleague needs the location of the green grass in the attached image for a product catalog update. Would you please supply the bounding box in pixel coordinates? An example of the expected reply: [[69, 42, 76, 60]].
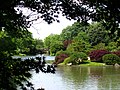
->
[[60, 60, 106, 66], [58, 62, 65, 65], [55, 60, 106, 66], [80, 60, 106, 66]]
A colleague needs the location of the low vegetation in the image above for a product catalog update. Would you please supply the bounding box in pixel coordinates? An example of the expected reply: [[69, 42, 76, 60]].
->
[[46, 22, 120, 66], [79, 61, 106, 66], [102, 54, 120, 65], [1, 0, 120, 89]]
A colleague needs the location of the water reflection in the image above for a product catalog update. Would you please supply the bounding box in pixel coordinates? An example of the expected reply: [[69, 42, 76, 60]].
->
[[30, 66, 120, 90]]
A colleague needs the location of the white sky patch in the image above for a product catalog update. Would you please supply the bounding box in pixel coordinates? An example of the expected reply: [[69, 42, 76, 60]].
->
[[15, 7, 75, 40], [16, 4, 93, 40], [28, 15, 75, 40]]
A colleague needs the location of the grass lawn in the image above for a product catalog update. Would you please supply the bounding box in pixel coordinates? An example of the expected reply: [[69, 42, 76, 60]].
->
[[80, 60, 106, 66], [53, 60, 106, 66]]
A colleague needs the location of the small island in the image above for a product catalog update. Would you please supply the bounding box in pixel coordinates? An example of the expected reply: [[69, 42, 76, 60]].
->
[[44, 22, 120, 67], [1, 0, 120, 89]]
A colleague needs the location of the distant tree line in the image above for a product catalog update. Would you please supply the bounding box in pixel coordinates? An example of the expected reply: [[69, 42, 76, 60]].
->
[[44, 22, 120, 65], [1, 0, 120, 89]]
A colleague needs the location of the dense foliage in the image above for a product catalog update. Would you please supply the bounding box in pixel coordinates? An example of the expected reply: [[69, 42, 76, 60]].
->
[[54, 54, 69, 65], [93, 43, 106, 50], [63, 40, 72, 50], [50, 21, 120, 65], [64, 52, 88, 65], [0, 57, 55, 90], [102, 54, 120, 65], [44, 34, 61, 55], [1, 0, 120, 89], [89, 50, 109, 62], [112, 51, 120, 57], [87, 22, 111, 45], [54, 50, 70, 65], [0, 30, 55, 90], [106, 42, 118, 52]]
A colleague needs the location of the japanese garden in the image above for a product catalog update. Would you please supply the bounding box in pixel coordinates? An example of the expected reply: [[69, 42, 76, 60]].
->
[[0, 0, 120, 90]]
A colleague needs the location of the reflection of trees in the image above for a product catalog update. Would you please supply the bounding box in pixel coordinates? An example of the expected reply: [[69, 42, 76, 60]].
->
[[56, 66, 89, 89], [89, 66, 103, 78], [56, 66, 120, 90], [97, 66, 120, 89]]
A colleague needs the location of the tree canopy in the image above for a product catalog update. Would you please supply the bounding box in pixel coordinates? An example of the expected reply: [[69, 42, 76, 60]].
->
[[1, 0, 120, 33], [1, 0, 120, 90]]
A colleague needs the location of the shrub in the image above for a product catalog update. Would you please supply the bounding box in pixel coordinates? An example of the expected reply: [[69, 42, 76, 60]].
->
[[106, 42, 117, 52], [64, 57, 72, 65], [93, 43, 106, 50], [78, 52, 88, 60], [64, 52, 88, 65], [54, 50, 70, 65], [102, 54, 120, 65], [55, 50, 71, 57], [112, 51, 120, 57], [55, 54, 69, 64], [89, 50, 109, 62], [63, 40, 72, 50]]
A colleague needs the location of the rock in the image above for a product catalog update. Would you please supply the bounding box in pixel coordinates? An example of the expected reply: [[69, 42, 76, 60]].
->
[[67, 63, 72, 66], [114, 63, 120, 67]]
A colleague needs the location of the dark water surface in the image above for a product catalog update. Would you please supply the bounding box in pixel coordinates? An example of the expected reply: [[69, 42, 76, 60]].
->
[[30, 65, 120, 90]]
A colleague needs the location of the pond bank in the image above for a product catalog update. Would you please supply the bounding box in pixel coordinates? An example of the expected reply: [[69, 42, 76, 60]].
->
[[58, 60, 106, 66]]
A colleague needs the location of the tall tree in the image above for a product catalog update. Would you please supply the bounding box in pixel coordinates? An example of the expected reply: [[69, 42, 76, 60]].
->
[[44, 34, 60, 55], [87, 22, 111, 45], [60, 22, 89, 41], [1, 0, 120, 89], [1, 0, 120, 36]]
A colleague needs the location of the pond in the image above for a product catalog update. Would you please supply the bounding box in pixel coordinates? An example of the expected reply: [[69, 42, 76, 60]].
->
[[30, 65, 120, 90], [12, 54, 55, 61]]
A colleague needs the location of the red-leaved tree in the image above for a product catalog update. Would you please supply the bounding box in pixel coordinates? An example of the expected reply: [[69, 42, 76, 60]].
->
[[89, 50, 110, 62], [54, 54, 69, 65], [63, 40, 72, 50], [112, 51, 120, 57]]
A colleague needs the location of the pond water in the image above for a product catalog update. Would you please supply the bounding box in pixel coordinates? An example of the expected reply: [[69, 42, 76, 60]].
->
[[30, 65, 120, 90], [12, 54, 55, 60]]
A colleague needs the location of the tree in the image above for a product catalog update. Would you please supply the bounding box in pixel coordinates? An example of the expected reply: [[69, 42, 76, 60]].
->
[[93, 43, 106, 50], [1, 0, 120, 32], [106, 42, 118, 52], [67, 40, 91, 54], [14, 32, 34, 55], [44, 34, 60, 55], [1, 0, 120, 89], [63, 40, 72, 50], [50, 41, 64, 55], [60, 22, 89, 41], [87, 22, 111, 46], [33, 39, 44, 50], [31, 39, 44, 54], [66, 31, 91, 54]]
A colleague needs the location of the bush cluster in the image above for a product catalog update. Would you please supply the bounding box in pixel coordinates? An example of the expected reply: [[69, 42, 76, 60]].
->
[[55, 50, 71, 57], [112, 51, 120, 57], [64, 52, 88, 65], [64, 57, 72, 65], [54, 54, 69, 65], [63, 40, 72, 50], [78, 52, 88, 60], [55, 49, 120, 65], [89, 50, 109, 62], [102, 54, 120, 65]]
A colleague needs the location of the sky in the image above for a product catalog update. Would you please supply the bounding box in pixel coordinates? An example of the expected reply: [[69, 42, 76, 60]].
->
[[19, 7, 75, 40], [28, 15, 75, 40]]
